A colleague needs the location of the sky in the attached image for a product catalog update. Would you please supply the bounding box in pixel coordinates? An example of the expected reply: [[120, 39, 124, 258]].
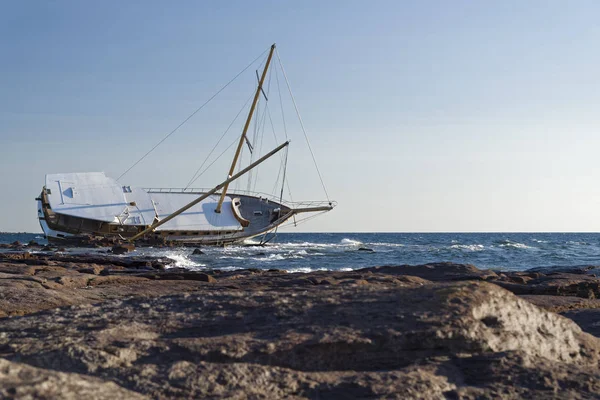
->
[[2, 0, 600, 232]]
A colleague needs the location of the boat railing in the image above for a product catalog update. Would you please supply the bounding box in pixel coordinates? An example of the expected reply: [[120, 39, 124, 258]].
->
[[143, 187, 336, 210]]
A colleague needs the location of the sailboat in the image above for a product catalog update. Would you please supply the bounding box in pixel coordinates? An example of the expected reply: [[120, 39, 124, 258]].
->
[[36, 44, 335, 245]]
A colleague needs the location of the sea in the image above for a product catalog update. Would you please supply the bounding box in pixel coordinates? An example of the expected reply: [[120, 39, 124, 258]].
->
[[3, 232, 600, 273]]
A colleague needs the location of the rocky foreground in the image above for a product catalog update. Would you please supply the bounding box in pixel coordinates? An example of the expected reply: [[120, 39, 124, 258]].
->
[[2, 251, 600, 398]]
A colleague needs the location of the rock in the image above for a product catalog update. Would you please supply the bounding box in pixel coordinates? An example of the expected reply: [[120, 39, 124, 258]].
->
[[562, 309, 600, 338], [0, 358, 145, 399], [360, 262, 498, 281], [191, 248, 205, 255], [0, 282, 599, 398], [141, 272, 216, 282], [112, 244, 135, 255], [358, 247, 374, 252], [41, 245, 53, 251]]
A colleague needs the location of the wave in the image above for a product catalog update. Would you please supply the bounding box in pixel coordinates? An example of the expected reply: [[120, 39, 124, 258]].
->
[[287, 267, 328, 273], [165, 252, 203, 268], [498, 242, 533, 250], [366, 242, 405, 248], [449, 244, 485, 251], [340, 238, 362, 246]]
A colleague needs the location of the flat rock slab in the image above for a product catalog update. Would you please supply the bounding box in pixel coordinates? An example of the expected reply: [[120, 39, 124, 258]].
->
[[0, 358, 145, 399], [1, 282, 600, 398]]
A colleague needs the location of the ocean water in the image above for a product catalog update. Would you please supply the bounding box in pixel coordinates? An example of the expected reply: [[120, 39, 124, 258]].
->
[[3, 232, 600, 272]]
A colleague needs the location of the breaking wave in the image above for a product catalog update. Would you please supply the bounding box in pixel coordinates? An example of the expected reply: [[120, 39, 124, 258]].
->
[[340, 238, 362, 246], [449, 244, 485, 251]]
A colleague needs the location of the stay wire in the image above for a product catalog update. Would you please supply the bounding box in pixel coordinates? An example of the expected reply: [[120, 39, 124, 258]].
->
[[275, 49, 330, 202], [185, 92, 254, 189], [187, 135, 240, 188], [267, 102, 294, 202], [274, 62, 288, 140], [117, 47, 270, 182]]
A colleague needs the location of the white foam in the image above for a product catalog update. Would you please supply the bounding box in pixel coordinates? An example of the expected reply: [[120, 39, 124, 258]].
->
[[287, 267, 328, 273], [340, 238, 362, 246], [165, 252, 203, 268], [367, 242, 405, 247], [498, 242, 533, 250], [449, 244, 485, 251]]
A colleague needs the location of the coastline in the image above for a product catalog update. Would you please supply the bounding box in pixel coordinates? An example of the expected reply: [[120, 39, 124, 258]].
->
[[1, 250, 600, 397]]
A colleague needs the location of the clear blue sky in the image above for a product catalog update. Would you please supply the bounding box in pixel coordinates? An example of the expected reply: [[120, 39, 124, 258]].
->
[[2, 0, 600, 232]]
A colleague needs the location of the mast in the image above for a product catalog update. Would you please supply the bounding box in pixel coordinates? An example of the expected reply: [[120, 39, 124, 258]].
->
[[215, 43, 276, 213]]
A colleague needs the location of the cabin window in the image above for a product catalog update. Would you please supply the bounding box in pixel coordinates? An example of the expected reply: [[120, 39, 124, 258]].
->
[[122, 186, 132, 193]]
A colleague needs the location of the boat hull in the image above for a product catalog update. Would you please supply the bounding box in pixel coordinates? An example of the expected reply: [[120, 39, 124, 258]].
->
[[38, 188, 293, 246]]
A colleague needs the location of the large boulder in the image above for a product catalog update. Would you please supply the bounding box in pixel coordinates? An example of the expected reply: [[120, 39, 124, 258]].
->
[[0, 281, 599, 398]]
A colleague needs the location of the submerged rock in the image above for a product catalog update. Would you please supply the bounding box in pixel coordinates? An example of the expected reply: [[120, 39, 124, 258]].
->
[[111, 244, 135, 255]]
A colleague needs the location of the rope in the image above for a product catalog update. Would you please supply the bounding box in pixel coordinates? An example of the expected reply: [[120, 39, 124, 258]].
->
[[276, 49, 330, 202], [117, 47, 270, 181], [279, 145, 289, 203], [186, 135, 240, 188], [274, 63, 288, 140], [267, 103, 294, 202], [185, 92, 254, 189], [277, 210, 329, 229]]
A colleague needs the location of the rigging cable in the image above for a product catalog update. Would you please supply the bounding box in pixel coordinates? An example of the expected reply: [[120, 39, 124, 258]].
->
[[117, 47, 270, 181], [246, 67, 273, 193], [278, 210, 329, 229], [274, 61, 288, 140], [267, 102, 294, 202], [185, 92, 254, 189], [275, 49, 330, 202], [186, 135, 242, 188]]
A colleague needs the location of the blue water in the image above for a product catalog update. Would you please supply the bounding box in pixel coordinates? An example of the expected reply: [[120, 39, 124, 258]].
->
[[3, 232, 600, 272]]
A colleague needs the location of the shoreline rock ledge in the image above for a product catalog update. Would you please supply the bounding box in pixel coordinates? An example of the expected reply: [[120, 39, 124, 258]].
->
[[1, 255, 600, 397]]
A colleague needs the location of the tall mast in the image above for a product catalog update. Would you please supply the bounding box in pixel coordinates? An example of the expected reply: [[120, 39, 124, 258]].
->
[[215, 43, 276, 213]]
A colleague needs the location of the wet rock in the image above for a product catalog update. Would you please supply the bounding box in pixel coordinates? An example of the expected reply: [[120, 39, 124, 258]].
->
[[360, 262, 498, 281], [112, 244, 135, 255], [140, 271, 216, 282], [191, 248, 205, 255], [358, 247, 374, 252]]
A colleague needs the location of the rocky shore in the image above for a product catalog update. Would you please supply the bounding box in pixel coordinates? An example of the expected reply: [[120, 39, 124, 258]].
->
[[1, 248, 600, 398]]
